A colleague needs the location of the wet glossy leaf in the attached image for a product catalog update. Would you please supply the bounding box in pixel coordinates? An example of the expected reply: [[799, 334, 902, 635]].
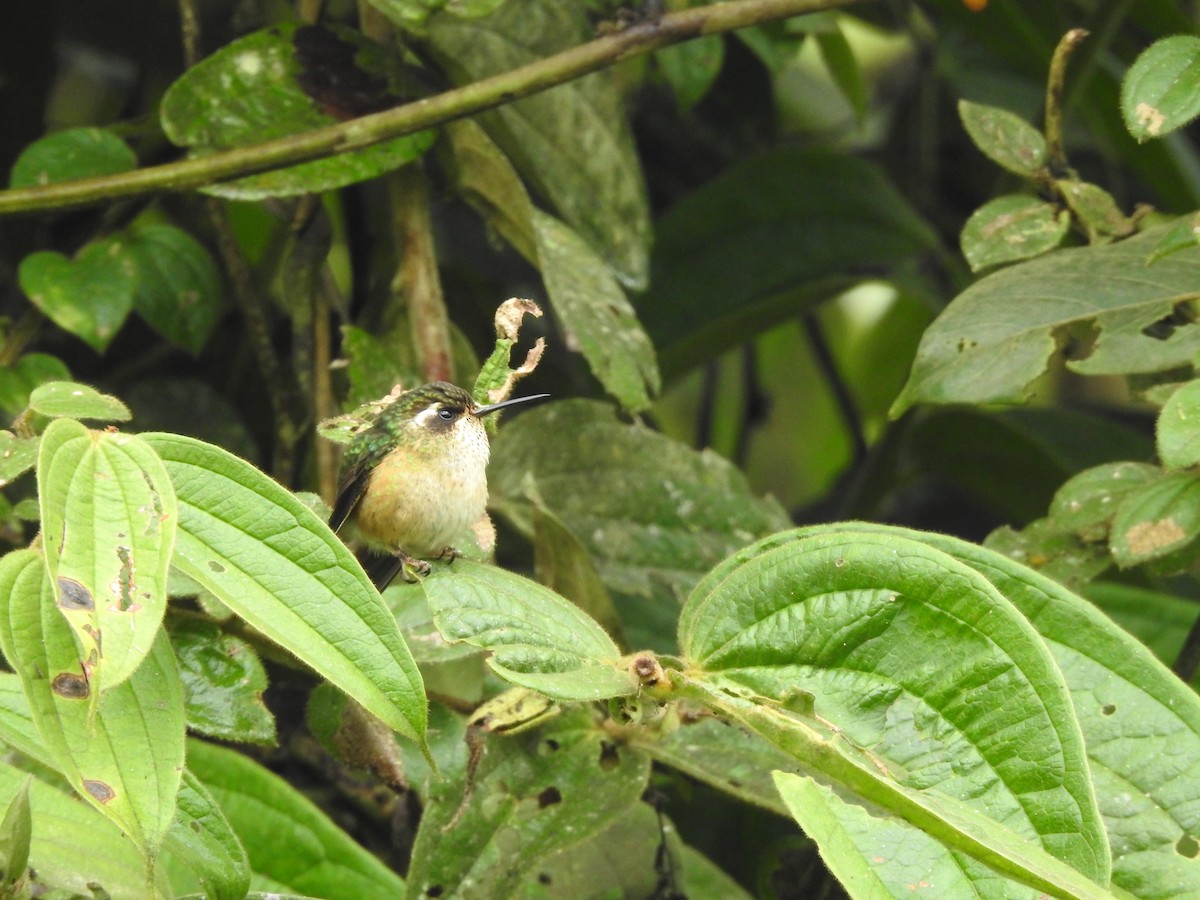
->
[[533, 211, 659, 412], [894, 224, 1200, 411], [421, 560, 634, 700], [1158, 378, 1200, 469], [18, 236, 137, 352], [958, 99, 1048, 176], [960, 194, 1068, 271], [680, 528, 1109, 890], [0, 550, 185, 865], [407, 709, 651, 898], [171, 618, 276, 745], [160, 24, 434, 199], [1122, 35, 1200, 141], [8, 127, 136, 188], [127, 224, 226, 355], [186, 739, 405, 897], [142, 433, 427, 746], [426, 0, 651, 287], [27, 380, 130, 421], [38, 419, 176, 692]]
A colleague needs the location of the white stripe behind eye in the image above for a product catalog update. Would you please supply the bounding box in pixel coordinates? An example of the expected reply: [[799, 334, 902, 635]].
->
[[413, 405, 441, 427]]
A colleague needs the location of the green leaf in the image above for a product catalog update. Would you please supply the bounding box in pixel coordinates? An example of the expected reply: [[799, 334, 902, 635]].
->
[[8, 127, 136, 188], [532, 210, 660, 413], [18, 236, 138, 352], [0, 776, 31, 891], [1121, 34, 1200, 141], [339, 325, 416, 409], [490, 400, 790, 651], [160, 24, 435, 199], [888, 526, 1200, 897], [0, 550, 185, 864], [0, 354, 70, 418], [1147, 211, 1200, 263], [142, 432, 427, 745], [185, 738, 406, 898], [1084, 580, 1197, 669], [1056, 180, 1135, 241], [815, 24, 867, 121], [367, 0, 506, 31], [645, 146, 938, 381], [894, 223, 1200, 412], [163, 771, 251, 900], [1048, 461, 1164, 541], [28, 380, 131, 421], [655, 34, 724, 109], [1108, 470, 1200, 568], [960, 194, 1069, 271], [38, 419, 176, 692], [406, 708, 651, 898], [958, 99, 1048, 176], [1158, 378, 1200, 469], [127, 224, 226, 355], [170, 618, 276, 745], [985, 518, 1112, 588], [426, 0, 651, 287], [0, 757, 168, 898], [0, 433, 38, 490], [679, 528, 1110, 887], [421, 560, 634, 700]]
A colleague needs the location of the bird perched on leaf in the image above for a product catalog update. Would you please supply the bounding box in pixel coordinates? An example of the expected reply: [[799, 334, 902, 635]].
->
[[329, 381, 548, 586]]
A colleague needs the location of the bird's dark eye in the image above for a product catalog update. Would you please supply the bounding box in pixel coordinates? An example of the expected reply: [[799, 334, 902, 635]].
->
[[438, 408, 455, 420]]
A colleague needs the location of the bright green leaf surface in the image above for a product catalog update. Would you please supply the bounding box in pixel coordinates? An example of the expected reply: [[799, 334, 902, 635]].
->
[[680, 528, 1109, 887], [960, 194, 1068, 271], [170, 617, 276, 745], [142, 432, 427, 744], [958, 99, 1048, 176], [532, 210, 660, 413], [18, 236, 137, 352], [28, 380, 130, 421], [1109, 470, 1200, 568], [0, 550, 185, 863], [186, 739, 405, 898], [1158, 378, 1200, 469], [38, 419, 176, 691], [426, 0, 651, 287], [8, 127, 136, 188], [407, 708, 651, 898], [0, 758, 167, 898], [1085, 580, 1198, 669], [894, 224, 1200, 411], [645, 147, 938, 380], [127, 224, 226, 355], [160, 24, 434, 198], [421, 560, 634, 700], [163, 771, 252, 900], [896, 527, 1200, 898], [1121, 35, 1200, 141], [490, 400, 791, 652], [0, 432, 37, 489], [0, 776, 31, 890]]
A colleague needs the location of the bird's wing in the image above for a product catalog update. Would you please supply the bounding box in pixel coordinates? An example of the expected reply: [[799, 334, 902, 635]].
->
[[329, 456, 373, 533]]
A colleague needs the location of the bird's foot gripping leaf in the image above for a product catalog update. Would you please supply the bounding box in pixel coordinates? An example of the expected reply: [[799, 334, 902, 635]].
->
[[368, 551, 431, 589]]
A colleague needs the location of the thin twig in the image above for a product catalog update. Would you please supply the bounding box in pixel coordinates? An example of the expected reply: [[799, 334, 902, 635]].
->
[[802, 312, 867, 467], [1044, 28, 1089, 175], [0, 0, 856, 217]]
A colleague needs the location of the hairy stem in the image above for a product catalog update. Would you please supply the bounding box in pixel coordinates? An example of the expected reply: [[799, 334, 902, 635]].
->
[[0, 0, 856, 217], [1044, 28, 1089, 175]]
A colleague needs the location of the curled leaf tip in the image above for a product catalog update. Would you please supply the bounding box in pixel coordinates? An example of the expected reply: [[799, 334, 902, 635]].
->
[[494, 297, 543, 342]]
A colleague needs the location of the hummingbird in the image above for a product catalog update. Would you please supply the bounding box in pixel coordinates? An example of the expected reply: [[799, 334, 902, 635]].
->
[[329, 381, 548, 586]]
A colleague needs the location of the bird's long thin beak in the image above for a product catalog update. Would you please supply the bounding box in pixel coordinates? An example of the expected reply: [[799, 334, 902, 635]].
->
[[475, 393, 551, 417]]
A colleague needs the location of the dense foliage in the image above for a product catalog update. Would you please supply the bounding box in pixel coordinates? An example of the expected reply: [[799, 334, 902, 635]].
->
[[3, 0, 1200, 897]]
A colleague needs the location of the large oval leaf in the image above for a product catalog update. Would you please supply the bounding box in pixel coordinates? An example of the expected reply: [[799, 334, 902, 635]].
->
[[421, 560, 633, 700], [894, 223, 1200, 412], [0, 550, 185, 865], [37, 419, 176, 692], [142, 433, 426, 745], [679, 527, 1110, 889]]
